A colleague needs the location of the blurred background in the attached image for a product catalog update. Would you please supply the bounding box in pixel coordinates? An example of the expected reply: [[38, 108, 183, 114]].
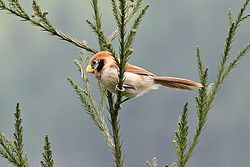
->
[[0, 0, 250, 166]]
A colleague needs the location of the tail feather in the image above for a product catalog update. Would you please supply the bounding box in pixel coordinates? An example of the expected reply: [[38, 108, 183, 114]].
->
[[154, 76, 202, 90]]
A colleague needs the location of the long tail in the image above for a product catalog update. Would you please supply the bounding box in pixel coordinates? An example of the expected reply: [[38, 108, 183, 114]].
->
[[153, 76, 202, 90]]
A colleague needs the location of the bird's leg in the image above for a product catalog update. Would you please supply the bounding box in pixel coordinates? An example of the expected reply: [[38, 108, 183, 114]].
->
[[113, 97, 130, 111], [114, 103, 122, 111], [121, 97, 130, 104]]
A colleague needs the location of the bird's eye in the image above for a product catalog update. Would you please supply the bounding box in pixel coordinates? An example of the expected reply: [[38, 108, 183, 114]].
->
[[92, 60, 99, 69], [93, 60, 98, 65]]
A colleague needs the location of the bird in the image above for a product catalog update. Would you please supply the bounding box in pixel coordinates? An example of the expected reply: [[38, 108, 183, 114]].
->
[[86, 51, 202, 98]]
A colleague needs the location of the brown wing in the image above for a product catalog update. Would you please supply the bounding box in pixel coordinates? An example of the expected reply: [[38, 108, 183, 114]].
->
[[125, 63, 155, 76]]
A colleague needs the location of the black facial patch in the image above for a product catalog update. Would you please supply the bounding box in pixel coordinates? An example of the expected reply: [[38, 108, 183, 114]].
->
[[96, 59, 105, 72]]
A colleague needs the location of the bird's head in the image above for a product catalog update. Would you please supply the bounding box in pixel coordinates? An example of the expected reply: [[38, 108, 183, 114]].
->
[[86, 51, 116, 75]]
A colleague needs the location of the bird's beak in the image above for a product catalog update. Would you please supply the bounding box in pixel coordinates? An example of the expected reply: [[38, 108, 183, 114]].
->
[[86, 65, 94, 73]]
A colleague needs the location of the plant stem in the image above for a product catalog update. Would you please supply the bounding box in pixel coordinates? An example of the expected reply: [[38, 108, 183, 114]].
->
[[107, 92, 124, 167]]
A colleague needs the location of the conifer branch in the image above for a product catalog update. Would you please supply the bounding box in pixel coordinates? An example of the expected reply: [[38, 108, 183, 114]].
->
[[87, 2, 150, 166], [183, 69, 208, 166], [111, 2, 128, 165], [86, 20, 109, 49], [0, 134, 19, 166], [67, 51, 114, 151], [228, 9, 234, 26], [109, 107, 124, 167], [75, 54, 99, 112], [13, 103, 27, 167], [241, 13, 250, 21], [67, 77, 115, 151], [235, 0, 250, 30], [126, 0, 143, 21], [90, 0, 104, 50], [88, 2, 116, 132], [209, 0, 249, 103], [107, 91, 124, 167], [176, 1, 250, 166], [2, 0, 249, 167], [115, 0, 128, 110], [124, 4, 149, 56], [0, 0, 97, 53], [40, 135, 54, 167], [86, 19, 118, 60], [174, 103, 189, 167], [0, 103, 29, 167], [118, 0, 127, 57], [88, 2, 127, 166], [220, 43, 250, 85], [196, 47, 206, 82], [111, 0, 121, 28], [108, 0, 143, 43], [107, 1, 150, 167]]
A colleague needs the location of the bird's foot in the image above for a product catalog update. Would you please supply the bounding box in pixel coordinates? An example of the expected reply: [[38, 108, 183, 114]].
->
[[113, 98, 130, 111], [115, 84, 125, 92], [114, 104, 122, 111]]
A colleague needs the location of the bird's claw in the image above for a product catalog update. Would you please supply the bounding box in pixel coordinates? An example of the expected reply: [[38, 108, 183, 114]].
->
[[114, 104, 122, 111], [115, 84, 125, 92]]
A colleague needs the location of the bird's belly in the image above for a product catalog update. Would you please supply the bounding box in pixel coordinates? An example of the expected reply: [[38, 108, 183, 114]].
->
[[99, 68, 118, 93], [123, 73, 158, 98], [99, 70, 158, 98]]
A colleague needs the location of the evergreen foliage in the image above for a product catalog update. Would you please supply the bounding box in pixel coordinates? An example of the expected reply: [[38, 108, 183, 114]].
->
[[0, 103, 55, 167], [40, 135, 54, 167], [0, 0, 97, 53], [171, 1, 250, 166], [67, 50, 114, 151], [13, 103, 27, 167], [0, 0, 250, 167], [173, 103, 189, 167], [0, 103, 29, 167]]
